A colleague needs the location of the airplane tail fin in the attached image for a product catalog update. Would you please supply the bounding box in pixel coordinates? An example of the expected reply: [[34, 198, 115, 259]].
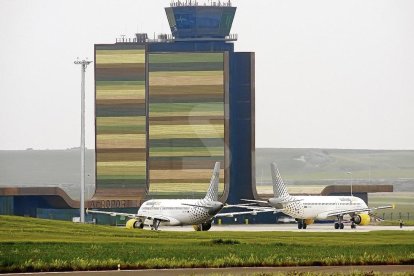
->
[[204, 162, 220, 202], [271, 162, 290, 198]]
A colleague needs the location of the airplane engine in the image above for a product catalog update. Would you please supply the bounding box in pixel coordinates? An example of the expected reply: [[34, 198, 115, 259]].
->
[[304, 219, 314, 225], [201, 221, 212, 231], [126, 219, 144, 229], [192, 221, 212, 231], [352, 214, 371, 225]]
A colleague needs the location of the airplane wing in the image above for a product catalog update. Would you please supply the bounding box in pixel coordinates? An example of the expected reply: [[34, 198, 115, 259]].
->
[[370, 204, 395, 211], [324, 205, 394, 217], [240, 199, 269, 204], [181, 203, 212, 208], [182, 202, 259, 209], [214, 208, 278, 218], [268, 197, 303, 205], [86, 209, 171, 222], [86, 209, 140, 219], [145, 215, 171, 222], [241, 198, 302, 205], [240, 206, 281, 212], [223, 203, 256, 208]]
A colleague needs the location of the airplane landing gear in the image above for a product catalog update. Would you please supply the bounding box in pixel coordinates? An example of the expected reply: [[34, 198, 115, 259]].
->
[[334, 222, 344, 229], [193, 221, 213, 231], [151, 219, 160, 231], [351, 222, 356, 229], [334, 216, 344, 229], [297, 219, 307, 230]]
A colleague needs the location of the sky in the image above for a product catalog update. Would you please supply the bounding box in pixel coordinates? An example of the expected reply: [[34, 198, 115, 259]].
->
[[0, 0, 413, 150]]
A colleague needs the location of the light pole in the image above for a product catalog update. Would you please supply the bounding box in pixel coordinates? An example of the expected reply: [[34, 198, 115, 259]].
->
[[347, 171, 353, 197], [74, 58, 93, 223]]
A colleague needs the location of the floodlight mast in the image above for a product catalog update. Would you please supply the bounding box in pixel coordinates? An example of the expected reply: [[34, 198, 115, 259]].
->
[[74, 59, 93, 223], [347, 171, 353, 197]]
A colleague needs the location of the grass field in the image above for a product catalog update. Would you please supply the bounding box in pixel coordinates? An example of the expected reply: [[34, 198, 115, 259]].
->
[[369, 192, 414, 222], [0, 216, 413, 273]]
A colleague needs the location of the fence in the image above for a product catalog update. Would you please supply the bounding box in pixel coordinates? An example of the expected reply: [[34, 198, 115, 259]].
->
[[381, 212, 411, 221]]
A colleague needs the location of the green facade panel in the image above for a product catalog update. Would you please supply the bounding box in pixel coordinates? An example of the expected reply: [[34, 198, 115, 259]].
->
[[148, 52, 226, 197], [95, 45, 147, 192]]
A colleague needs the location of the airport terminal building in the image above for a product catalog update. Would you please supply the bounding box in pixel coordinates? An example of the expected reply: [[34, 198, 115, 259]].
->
[[0, 2, 393, 224], [94, 2, 256, 204]]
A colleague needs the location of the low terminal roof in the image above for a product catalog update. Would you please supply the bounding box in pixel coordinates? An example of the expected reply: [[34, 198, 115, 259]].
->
[[0, 187, 143, 209], [320, 184, 393, 196], [0, 184, 393, 209], [0, 187, 78, 208]]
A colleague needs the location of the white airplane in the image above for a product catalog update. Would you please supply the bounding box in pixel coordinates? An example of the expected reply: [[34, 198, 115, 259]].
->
[[243, 163, 393, 230], [87, 162, 259, 231]]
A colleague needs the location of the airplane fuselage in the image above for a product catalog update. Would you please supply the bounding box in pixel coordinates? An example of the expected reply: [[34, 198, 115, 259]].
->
[[138, 199, 223, 226], [279, 196, 368, 220]]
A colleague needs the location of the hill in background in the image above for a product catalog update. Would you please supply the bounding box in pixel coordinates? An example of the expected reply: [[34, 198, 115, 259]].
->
[[0, 149, 95, 200], [0, 148, 413, 201], [256, 148, 414, 192]]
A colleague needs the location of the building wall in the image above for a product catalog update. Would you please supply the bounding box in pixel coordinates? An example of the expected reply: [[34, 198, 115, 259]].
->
[[94, 45, 147, 197], [93, 42, 254, 204], [0, 196, 13, 215], [148, 52, 227, 198], [228, 52, 257, 204]]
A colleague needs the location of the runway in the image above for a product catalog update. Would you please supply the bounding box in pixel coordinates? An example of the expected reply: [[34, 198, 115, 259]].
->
[[161, 224, 414, 232]]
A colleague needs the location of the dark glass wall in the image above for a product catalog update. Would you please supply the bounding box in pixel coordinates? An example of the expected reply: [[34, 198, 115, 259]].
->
[[228, 52, 257, 204]]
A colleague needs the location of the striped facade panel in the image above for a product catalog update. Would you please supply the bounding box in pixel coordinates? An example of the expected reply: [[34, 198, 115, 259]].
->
[[95, 46, 147, 192], [148, 52, 226, 197]]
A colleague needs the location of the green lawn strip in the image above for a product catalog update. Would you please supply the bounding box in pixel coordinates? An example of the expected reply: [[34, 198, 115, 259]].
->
[[1, 216, 414, 272], [1, 242, 413, 273]]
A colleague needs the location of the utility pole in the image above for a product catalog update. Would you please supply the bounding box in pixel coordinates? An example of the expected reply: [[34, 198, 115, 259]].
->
[[74, 58, 92, 223], [347, 171, 353, 197]]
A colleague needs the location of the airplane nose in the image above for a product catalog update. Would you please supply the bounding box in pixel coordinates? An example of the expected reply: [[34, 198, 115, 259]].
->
[[208, 202, 224, 215]]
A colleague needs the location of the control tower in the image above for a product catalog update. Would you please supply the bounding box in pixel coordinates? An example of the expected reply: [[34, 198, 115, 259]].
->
[[165, 2, 236, 40], [93, 1, 256, 209]]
